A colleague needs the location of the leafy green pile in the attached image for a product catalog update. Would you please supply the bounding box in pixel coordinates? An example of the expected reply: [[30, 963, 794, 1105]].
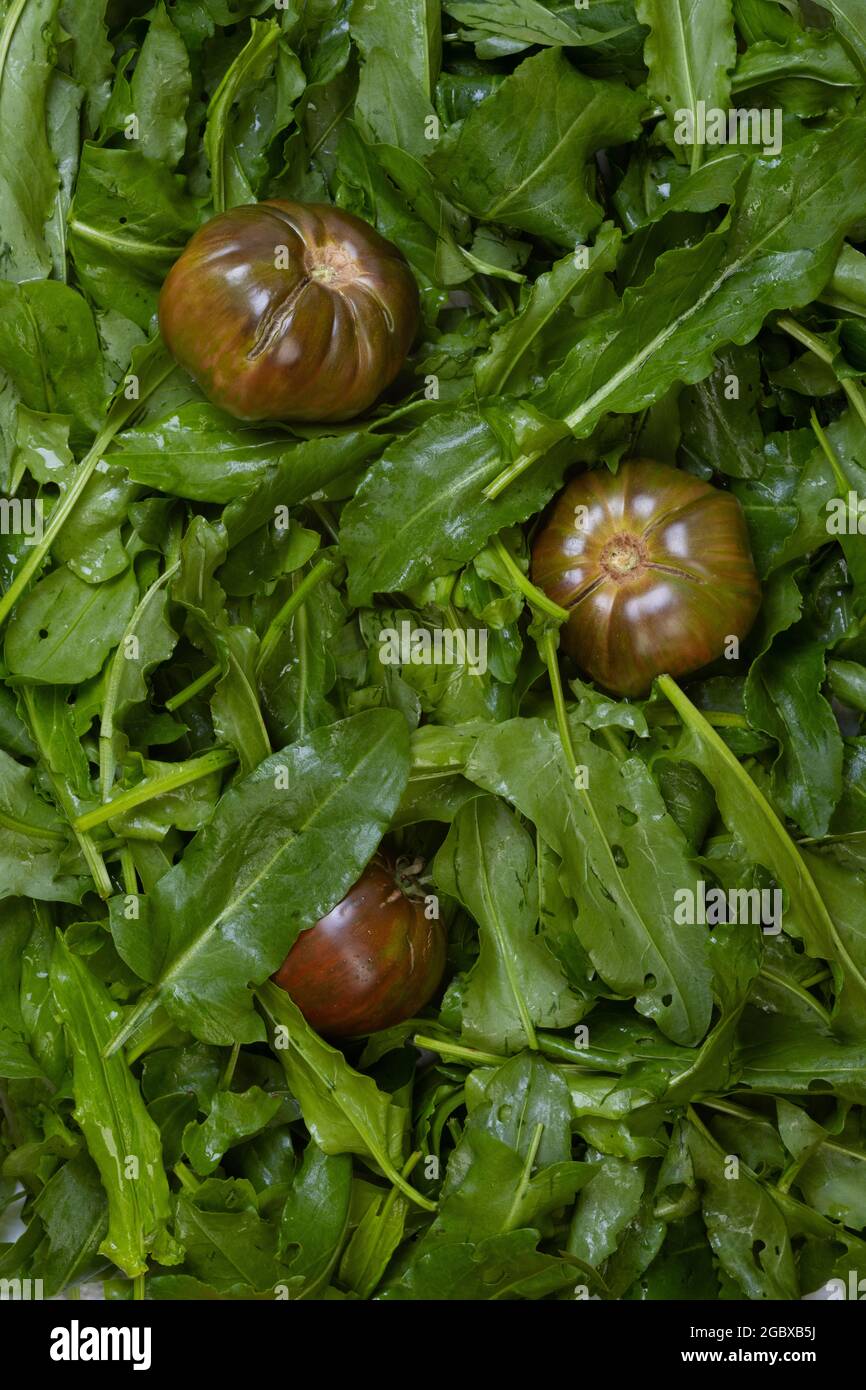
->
[[2, 0, 866, 1302]]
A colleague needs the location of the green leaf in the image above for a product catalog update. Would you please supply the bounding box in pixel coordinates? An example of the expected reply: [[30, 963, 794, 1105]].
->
[[341, 405, 572, 606], [636, 0, 737, 168], [278, 1141, 352, 1297], [172, 515, 270, 776], [443, 0, 597, 49], [433, 795, 580, 1052], [428, 47, 647, 246], [537, 119, 866, 438], [0, 281, 105, 434], [687, 1114, 799, 1299], [659, 677, 866, 1034], [0, 0, 61, 281], [813, 0, 866, 74], [50, 935, 182, 1277], [350, 0, 441, 98], [355, 48, 436, 159], [0, 750, 85, 903], [116, 404, 300, 504], [383, 1053, 590, 1298], [567, 1155, 648, 1267], [258, 982, 433, 1210], [474, 223, 622, 399], [745, 631, 844, 837], [465, 718, 714, 1046], [338, 1173, 412, 1299], [58, 0, 114, 131], [29, 1154, 109, 1296], [127, 2, 192, 170], [68, 145, 202, 330], [99, 565, 178, 787], [109, 710, 410, 1045], [204, 18, 282, 213], [5, 564, 138, 684], [258, 567, 344, 746], [173, 1178, 283, 1293], [183, 1086, 283, 1176]]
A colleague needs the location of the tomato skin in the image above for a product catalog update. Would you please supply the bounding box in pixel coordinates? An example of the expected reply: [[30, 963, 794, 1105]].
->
[[158, 201, 419, 423], [273, 863, 446, 1037], [531, 459, 762, 697]]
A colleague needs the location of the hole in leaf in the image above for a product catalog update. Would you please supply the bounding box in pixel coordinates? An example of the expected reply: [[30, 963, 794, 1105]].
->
[[644, 973, 656, 988], [611, 844, 628, 869], [38, 628, 49, 640]]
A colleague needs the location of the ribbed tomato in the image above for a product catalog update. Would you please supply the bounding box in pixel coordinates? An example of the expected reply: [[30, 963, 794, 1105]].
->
[[273, 862, 446, 1037], [159, 201, 419, 423], [531, 459, 762, 697]]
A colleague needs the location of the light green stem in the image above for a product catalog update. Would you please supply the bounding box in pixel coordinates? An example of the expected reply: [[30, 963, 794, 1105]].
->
[[490, 535, 569, 621], [256, 557, 338, 672], [165, 663, 221, 712], [74, 749, 237, 832]]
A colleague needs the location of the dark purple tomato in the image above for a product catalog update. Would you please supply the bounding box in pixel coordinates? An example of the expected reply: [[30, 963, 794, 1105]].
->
[[159, 201, 420, 423], [273, 862, 446, 1037], [531, 459, 762, 697]]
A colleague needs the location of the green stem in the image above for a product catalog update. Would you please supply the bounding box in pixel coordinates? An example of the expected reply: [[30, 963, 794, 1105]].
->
[[119, 844, 138, 897], [74, 748, 237, 832], [504, 1123, 544, 1232], [133, 1272, 146, 1301], [646, 708, 750, 730], [483, 448, 543, 502], [256, 557, 338, 672], [810, 407, 853, 495], [490, 535, 569, 621], [20, 690, 113, 900], [413, 1034, 504, 1067], [799, 968, 832, 988], [758, 966, 832, 1028], [541, 630, 579, 777], [105, 988, 159, 1059], [777, 315, 866, 432], [0, 346, 173, 633], [125, 1010, 179, 1066], [219, 1042, 240, 1090], [685, 1103, 725, 1151], [165, 663, 221, 712], [0, 809, 65, 842], [776, 1153, 811, 1196], [100, 561, 180, 799], [174, 1161, 201, 1193]]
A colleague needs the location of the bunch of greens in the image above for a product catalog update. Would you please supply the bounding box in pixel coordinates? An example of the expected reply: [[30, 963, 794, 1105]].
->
[[2, 0, 866, 1303]]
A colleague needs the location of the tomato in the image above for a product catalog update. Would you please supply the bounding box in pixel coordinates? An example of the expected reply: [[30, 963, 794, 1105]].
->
[[531, 459, 762, 697], [273, 861, 446, 1037], [159, 201, 420, 423]]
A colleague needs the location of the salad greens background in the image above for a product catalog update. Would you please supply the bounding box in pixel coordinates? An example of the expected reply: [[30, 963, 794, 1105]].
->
[[1, 0, 866, 1301]]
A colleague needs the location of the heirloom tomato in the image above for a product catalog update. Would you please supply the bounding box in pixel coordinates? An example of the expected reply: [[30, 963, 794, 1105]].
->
[[273, 861, 446, 1037], [159, 201, 419, 423], [531, 459, 762, 697]]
